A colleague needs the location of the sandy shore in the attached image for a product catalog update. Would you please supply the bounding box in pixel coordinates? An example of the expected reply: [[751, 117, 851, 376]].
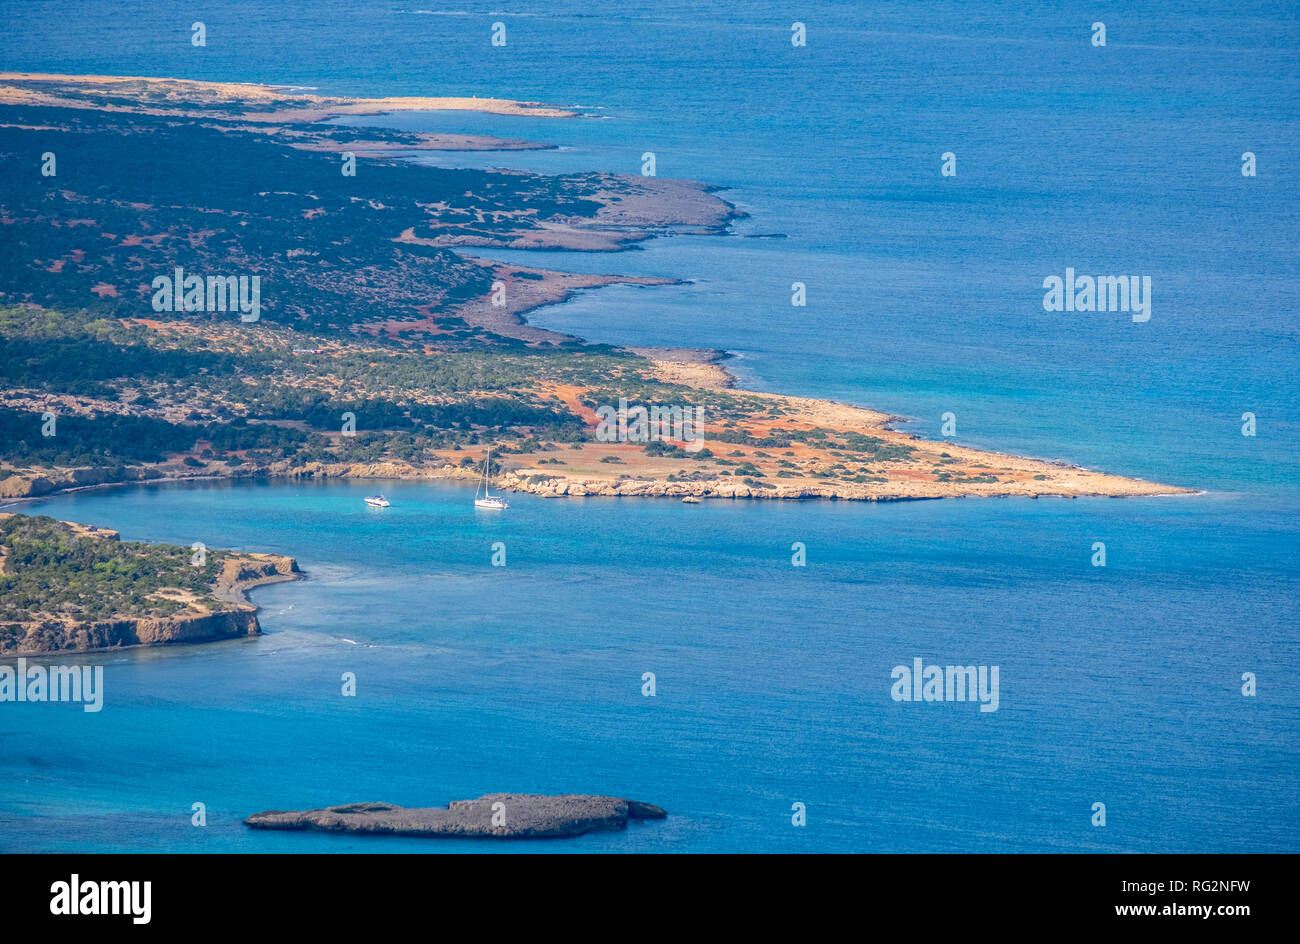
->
[[628, 347, 737, 389], [0, 72, 578, 118], [0, 72, 578, 157]]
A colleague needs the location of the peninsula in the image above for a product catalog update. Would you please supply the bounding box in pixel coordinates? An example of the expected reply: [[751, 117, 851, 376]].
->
[[0, 74, 1191, 509]]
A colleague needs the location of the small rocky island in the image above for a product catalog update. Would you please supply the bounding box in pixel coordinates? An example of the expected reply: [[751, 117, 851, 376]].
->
[[245, 794, 668, 839]]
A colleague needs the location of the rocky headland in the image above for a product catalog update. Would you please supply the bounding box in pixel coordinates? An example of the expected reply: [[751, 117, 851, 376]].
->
[[0, 513, 300, 655]]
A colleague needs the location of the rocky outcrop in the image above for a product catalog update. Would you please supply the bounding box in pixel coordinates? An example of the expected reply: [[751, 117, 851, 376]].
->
[[216, 552, 299, 588], [245, 794, 667, 839], [210, 552, 301, 609], [497, 472, 834, 501], [0, 465, 130, 498]]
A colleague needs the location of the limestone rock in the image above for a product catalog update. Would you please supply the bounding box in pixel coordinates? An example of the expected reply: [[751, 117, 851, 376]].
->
[[246, 794, 667, 839]]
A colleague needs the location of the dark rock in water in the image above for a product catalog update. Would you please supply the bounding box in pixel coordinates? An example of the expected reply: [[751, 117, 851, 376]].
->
[[245, 794, 667, 839]]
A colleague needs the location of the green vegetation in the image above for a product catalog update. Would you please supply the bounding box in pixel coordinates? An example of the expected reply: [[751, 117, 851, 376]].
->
[[1, 305, 860, 477], [0, 407, 306, 467], [0, 515, 225, 627], [0, 103, 614, 338]]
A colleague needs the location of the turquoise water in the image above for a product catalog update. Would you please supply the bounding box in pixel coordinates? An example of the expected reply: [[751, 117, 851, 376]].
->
[[4, 479, 1296, 852], [1, 1, 1297, 851]]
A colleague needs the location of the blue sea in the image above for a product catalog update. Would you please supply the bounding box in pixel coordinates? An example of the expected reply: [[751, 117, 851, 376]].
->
[[1, 1, 1297, 852]]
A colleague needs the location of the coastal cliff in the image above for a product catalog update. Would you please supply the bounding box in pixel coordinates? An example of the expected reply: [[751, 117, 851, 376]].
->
[[12, 610, 262, 654]]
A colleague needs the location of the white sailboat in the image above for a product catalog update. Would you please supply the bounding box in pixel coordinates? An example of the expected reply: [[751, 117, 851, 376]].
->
[[474, 451, 509, 510]]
